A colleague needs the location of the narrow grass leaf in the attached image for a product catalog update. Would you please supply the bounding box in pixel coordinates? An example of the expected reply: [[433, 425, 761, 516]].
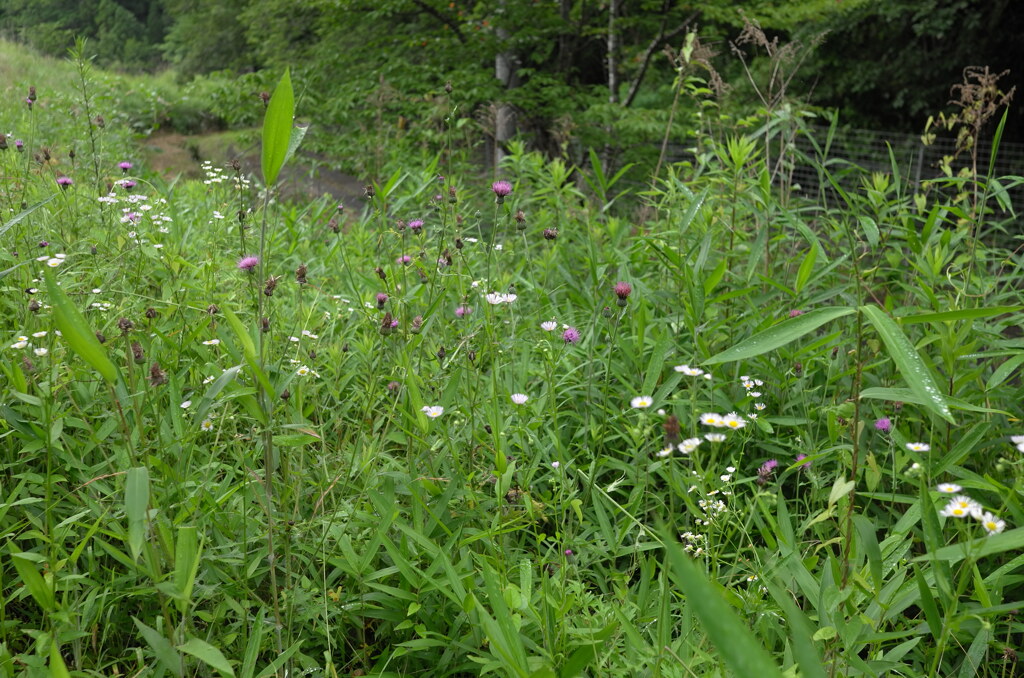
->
[[44, 269, 119, 384], [704, 306, 854, 365], [0, 194, 56, 239], [860, 305, 954, 423], [859, 387, 1009, 416], [900, 306, 1022, 325], [173, 526, 201, 613], [178, 637, 235, 677], [261, 68, 294, 187], [663, 534, 783, 678]]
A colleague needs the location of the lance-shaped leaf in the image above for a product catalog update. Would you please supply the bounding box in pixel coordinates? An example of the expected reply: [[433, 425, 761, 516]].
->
[[861, 305, 954, 423], [44, 269, 119, 384], [704, 306, 854, 365], [261, 68, 294, 187]]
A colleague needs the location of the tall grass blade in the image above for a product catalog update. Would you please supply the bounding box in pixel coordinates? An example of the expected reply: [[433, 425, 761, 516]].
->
[[704, 306, 854, 365], [44, 269, 119, 384]]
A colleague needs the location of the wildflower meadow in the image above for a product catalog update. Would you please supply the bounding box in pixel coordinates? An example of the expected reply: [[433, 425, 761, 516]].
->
[[2, 40, 1024, 678]]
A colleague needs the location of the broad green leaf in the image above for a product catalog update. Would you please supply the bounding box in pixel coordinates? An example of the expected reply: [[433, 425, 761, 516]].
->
[[178, 637, 235, 677], [125, 467, 149, 562], [49, 642, 71, 678], [704, 306, 854, 365], [282, 123, 308, 172], [9, 546, 54, 612], [663, 535, 783, 678], [44, 270, 119, 384], [860, 305, 954, 424], [253, 640, 303, 678], [261, 68, 294, 187], [173, 526, 201, 614], [914, 527, 1024, 564], [859, 387, 1009, 416], [134, 617, 183, 677], [795, 247, 816, 293], [900, 306, 1023, 324], [858, 216, 879, 247]]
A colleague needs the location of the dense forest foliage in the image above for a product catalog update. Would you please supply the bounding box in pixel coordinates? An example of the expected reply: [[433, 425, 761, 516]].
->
[[2, 0, 1021, 170]]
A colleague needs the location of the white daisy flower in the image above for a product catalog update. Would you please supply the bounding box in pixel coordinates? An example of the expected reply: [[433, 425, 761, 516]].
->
[[936, 483, 962, 494], [180, 400, 192, 409], [704, 433, 726, 443], [31, 331, 47, 338], [939, 495, 982, 519], [630, 395, 654, 409], [10, 341, 28, 349], [906, 442, 930, 452], [33, 347, 48, 356], [202, 339, 220, 346], [421, 405, 444, 419], [541, 321, 558, 331], [674, 364, 704, 376], [510, 393, 529, 405], [200, 419, 214, 432]]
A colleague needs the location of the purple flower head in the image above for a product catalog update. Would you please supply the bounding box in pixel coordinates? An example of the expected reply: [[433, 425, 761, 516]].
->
[[564, 549, 573, 557], [38, 241, 49, 248], [562, 326, 580, 344], [789, 309, 804, 318], [408, 219, 424, 233], [376, 292, 389, 308], [118, 161, 133, 172], [491, 180, 513, 197], [390, 319, 399, 328], [25, 98, 33, 109], [396, 254, 412, 265], [56, 176, 73, 189], [14, 139, 23, 151], [237, 255, 259, 271], [796, 453, 812, 469], [455, 305, 472, 318], [614, 281, 632, 300], [757, 459, 779, 485], [874, 417, 892, 433], [121, 180, 137, 191]]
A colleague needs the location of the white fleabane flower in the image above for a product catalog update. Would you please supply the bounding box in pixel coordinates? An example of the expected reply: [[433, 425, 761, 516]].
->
[[722, 412, 747, 430], [700, 412, 724, 427], [510, 393, 528, 405], [541, 321, 558, 331], [180, 400, 192, 409], [978, 511, 1007, 535], [421, 405, 444, 418], [631, 396, 654, 409], [674, 364, 704, 376], [202, 339, 220, 346], [939, 495, 982, 519], [906, 442, 930, 452], [936, 483, 962, 493], [200, 419, 214, 432], [31, 331, 47, 338], [1011, 435, 1024, 444], [705, 433, 726, 443]]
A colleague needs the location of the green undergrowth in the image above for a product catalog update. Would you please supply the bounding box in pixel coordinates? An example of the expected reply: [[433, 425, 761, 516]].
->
[[1, 54, 1024, 678]]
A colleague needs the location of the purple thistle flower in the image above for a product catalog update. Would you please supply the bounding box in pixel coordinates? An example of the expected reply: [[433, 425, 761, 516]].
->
[[455, 305, 472, 317], [408, 219, 424, 233], [376, 292, 389, 308], [874, 417, 892, 433], [562, 326, 580, 344], [789, 309, 804, 318], [492, 180, 512, 204], [796, 453, 811, 469], [237, 255, 259, 271], [56, 176, 73, 189], [396, 254, 412, 265], [118, 161, 133, 172], [14, 140, 23, 151], [121, 180, 137, 191]]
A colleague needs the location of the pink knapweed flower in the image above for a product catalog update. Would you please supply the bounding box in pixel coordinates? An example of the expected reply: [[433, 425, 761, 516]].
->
[[562, 326, 580, 344], [789, 309, 804, 318], [376, 293, 389, 308], [237, 255, 259, 271], [491, 180, 513, 197], [118, 161, 133, 172], [455, 305, 472, 317], [56, 176, 73, 189], [874, 417, 892, 432]]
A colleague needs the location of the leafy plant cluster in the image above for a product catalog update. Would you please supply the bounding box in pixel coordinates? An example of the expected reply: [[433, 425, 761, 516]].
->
[[0, 46, 1023, 678]]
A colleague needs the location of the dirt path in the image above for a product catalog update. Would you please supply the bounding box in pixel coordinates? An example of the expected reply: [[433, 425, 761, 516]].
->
[[139, 131, 367, 211]]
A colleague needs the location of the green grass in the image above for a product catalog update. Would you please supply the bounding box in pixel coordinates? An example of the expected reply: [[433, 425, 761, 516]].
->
[[1, 42, 1023, 678]]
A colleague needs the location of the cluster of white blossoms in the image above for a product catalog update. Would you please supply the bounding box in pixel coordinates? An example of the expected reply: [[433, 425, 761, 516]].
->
[[485, 292, 517, 305], [680, 531, 708, 556], [700, 412, 747, 430], [935, 484, 1007, 535]]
